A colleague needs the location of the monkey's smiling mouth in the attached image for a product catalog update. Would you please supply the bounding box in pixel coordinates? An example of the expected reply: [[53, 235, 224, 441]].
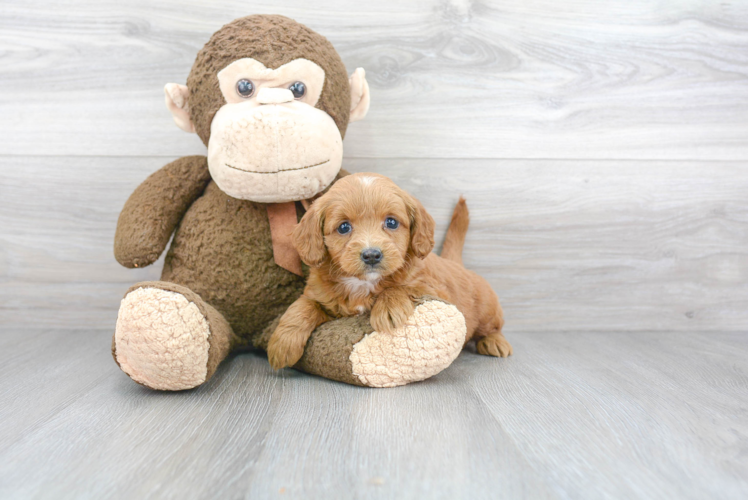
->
[[224, 159, 330, 174]]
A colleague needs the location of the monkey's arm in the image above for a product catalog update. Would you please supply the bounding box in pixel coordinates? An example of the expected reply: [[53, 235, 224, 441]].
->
[[114, 155, 211, 268]]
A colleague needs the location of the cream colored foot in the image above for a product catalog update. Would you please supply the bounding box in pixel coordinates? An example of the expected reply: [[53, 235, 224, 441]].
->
[[349, 300, 467, 388], [114, 287, 211, 391]]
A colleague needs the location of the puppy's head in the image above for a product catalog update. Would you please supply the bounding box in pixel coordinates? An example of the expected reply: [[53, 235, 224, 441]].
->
[[293, 173, 435, 279]]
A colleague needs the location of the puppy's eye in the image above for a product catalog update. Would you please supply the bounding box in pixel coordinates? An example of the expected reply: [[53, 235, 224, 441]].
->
[[236, 79, 255, 98], [289, 81, 306, 99], [337, 221, 352, 235], [385, 217, 399, 230]]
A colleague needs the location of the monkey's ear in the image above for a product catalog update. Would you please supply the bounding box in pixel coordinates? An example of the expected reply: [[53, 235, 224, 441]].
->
[[292, 201, 328, 267], [349, 68, 370, 123], [406, 194, 436, 259], [164, 83, 196, 133]]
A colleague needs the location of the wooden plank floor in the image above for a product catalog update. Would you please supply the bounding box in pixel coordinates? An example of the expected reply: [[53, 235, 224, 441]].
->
[[1, 329, 746, 499]]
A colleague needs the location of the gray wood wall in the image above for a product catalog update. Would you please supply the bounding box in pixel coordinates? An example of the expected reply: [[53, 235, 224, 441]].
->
[[1, 0, 747, 332]]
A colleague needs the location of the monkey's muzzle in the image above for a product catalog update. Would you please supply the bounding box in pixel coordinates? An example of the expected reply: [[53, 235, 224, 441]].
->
[[207, 101, 343, 203]]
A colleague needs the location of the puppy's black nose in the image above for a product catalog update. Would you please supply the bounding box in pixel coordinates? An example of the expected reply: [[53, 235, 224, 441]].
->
[[361, 247, 383, 265]]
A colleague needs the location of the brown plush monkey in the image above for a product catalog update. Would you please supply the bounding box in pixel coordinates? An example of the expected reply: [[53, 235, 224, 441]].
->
[[112, 15, 466, 390]]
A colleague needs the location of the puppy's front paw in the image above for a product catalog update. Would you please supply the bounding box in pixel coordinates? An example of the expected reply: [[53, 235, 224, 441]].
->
[[476, 334, 513, 358], [370, 298, 415, 334], [267, 330, 306, 370]]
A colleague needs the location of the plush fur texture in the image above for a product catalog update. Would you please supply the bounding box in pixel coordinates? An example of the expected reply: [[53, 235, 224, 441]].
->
[[115, 156, 343, 343], [114, 156, 212, 269], [160, 174, 307, 339], [114, 284, 236, 390], [348, 297, 466, 387], [115, 287, 211, 390], [267, 173, 511, 370]]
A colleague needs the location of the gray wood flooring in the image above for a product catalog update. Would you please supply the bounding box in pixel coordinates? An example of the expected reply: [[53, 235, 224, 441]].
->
[[1, 329, 747, 499], [2, 1, 748, 498]]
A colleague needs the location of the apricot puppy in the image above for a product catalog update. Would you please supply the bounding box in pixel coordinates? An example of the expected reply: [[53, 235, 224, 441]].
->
[[267, 173, 512, 370]]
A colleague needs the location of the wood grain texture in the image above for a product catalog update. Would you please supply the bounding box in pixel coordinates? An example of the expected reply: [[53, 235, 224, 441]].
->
[[0, 0, 747, 159], [0, 328, 746, 499], [2, 156, 746, 332]]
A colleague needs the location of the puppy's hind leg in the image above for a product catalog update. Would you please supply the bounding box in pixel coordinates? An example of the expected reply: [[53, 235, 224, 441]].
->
[[475, 313, 512, 358], [476, 330, 513, 358]]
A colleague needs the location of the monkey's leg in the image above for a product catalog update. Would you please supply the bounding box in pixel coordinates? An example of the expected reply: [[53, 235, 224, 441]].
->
[[112, 281, 240, 391], [255, 297, 468, 388]]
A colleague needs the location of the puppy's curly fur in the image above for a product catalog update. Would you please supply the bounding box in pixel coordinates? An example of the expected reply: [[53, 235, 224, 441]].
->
[[267, 173, 512, 370]]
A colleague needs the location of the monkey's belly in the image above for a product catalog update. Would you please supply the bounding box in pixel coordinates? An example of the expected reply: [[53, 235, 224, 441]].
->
[[161, 181, 306, 340]]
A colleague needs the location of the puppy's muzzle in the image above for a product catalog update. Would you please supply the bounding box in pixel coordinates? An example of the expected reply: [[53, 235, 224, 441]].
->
[[361, 247, 383, 266]]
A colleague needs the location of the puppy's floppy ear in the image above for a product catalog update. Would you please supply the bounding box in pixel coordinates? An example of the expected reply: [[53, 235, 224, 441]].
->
[[405, 194, 435, 259], [293, 200, 327, 267]]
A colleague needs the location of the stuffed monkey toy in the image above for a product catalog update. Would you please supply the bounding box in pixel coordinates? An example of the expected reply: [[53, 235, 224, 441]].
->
[[112, 15, 467, 390]]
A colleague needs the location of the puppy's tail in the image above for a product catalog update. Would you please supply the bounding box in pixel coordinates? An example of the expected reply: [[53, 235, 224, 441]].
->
[[441, 197, 469, 265]]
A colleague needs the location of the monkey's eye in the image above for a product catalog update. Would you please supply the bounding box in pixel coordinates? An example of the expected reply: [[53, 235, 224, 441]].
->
[[385, 217, 399, 230], [337, 221, 352, 235], [236, 79, 255, 98], [288, 81, 306, 99]]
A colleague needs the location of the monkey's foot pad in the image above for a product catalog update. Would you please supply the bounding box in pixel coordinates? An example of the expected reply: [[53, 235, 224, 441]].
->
[[349, 300, 467, 388], [114, 287, 211, 391]]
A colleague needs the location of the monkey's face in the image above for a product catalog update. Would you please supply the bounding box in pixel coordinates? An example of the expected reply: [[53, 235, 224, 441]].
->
[[205, 58, 343, 202], [165, 20, 371, 204], [165, 16, 370, 203]]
